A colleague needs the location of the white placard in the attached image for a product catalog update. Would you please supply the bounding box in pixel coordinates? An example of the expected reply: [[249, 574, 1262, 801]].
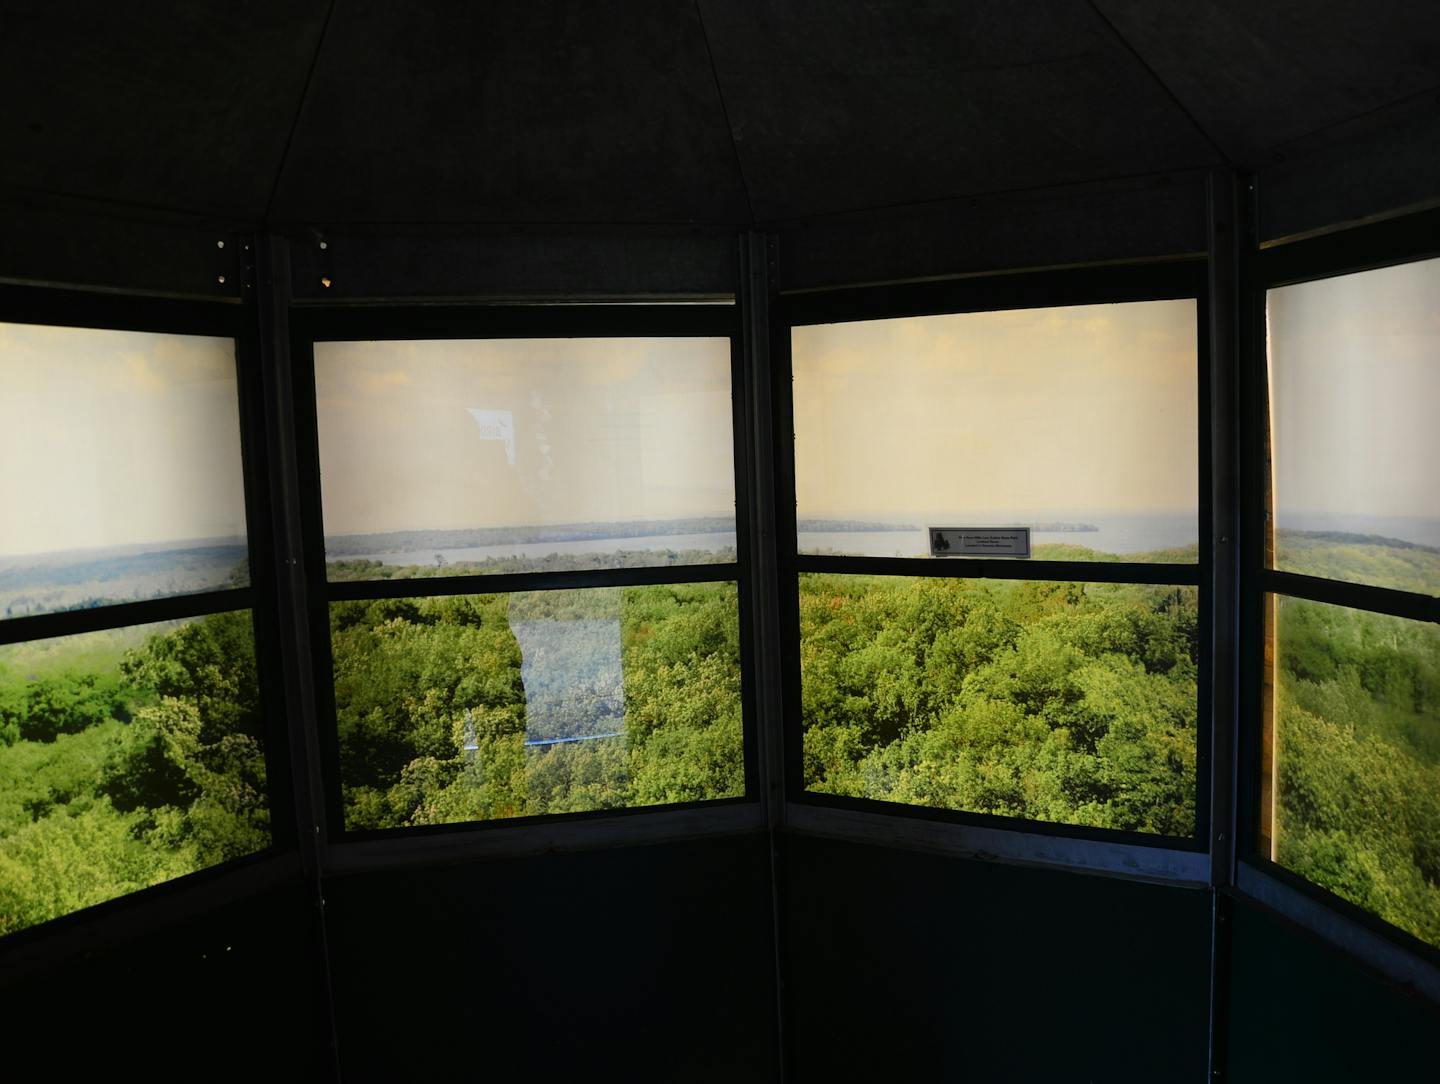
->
[[929, 527, 1031, 558]]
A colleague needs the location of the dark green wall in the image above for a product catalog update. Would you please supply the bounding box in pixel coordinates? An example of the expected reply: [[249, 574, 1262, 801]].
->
[[779, 833, 1213, 1082], [321, 831, 781, 1083], [8, 834, 1440, 1082], [0, 880, 331, 1079], [1226, 899, 1440, 1081]]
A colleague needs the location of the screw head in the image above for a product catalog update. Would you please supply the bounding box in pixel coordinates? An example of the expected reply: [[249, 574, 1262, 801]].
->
[[217, 275, 226, 284], [216, 240, 225, 249]]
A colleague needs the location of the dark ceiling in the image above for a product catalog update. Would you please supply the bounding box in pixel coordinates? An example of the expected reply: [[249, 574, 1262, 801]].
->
[[2, 0, 1437, 228]]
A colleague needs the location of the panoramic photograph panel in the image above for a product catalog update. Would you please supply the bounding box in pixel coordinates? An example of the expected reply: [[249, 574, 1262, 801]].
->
[[314, 337, 736, 579], [0, 323, 249, 619], [791, 300, 1199, 561], [1270, 596, 1440, 947], [800, 573, 1199, 836], [1267, 257, 1440, 596], [0, 610, 269, 936], [329, 582, 744, 829]]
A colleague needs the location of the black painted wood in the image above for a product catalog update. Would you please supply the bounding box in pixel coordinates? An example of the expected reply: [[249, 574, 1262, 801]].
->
[[1094, 1, 1440, 167], [322, 832, 782, 1083], [267, 1, 750, 225], [698, 0, 1220, 222], [779, 833, 1212, 1081], [0, 882, 334, 1079], [0, 2, 330, 221], [1226, 898, 1440, 1080]]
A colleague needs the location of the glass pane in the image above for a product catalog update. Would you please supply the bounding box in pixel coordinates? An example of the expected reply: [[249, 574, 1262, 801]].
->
[[1267, 258, 1440, 595], [792, 301, 1198, 561], [330, 583, 743, 829], [0, 611, 269, 936], [1269, 595, 1440, 948], [0, 323, 248, 618], [800, 574, 1198, 835], [314, 338, 736, 579]]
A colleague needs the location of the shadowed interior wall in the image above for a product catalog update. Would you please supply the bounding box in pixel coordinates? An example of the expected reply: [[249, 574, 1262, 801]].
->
[[0, 881, 331, 1077], [1226, 898, 1440, 1080], [779, 833, 1212, 1082], [320, 831, 781, 1083]]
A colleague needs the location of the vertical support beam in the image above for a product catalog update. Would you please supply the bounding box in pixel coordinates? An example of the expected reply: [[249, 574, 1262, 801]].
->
[[1206, 168, 1241, 1084], [740, 231, 786, 830], [1258, 309, 1278, 862], [1206, 166, 1258, 1084], [255, 232, 330, 873], [740, 230, 788, 1083], [1207, 173, 1243, 887], [252, 231, 344, 1079]]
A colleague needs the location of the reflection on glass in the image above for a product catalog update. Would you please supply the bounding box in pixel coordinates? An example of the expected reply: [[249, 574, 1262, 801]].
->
[[330, 583, 743, 829], [0, 323, 248, 618], [1270, 596, 1440, 948], [0, 611, 269, 936], [1267, 258, 1440, 595], [791, 301, 1199, 561], [314, 338, 736, 579], [800, 574, 1198, 835]]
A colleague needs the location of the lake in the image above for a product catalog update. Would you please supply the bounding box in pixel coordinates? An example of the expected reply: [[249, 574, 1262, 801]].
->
[[339, 513, 1204, 566]]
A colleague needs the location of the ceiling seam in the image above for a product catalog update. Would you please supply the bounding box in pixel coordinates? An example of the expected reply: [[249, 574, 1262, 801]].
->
[[693, 1, 758, 226], [261, 0, 340, 225], [1085, 1, 1232, 166], [1264, 79, 1440, 158]]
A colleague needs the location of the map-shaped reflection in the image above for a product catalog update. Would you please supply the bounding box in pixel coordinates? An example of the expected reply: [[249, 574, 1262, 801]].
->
[[508, 591, 625, 747]]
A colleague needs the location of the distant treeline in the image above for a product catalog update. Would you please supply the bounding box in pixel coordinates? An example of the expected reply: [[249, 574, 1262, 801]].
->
[[328, 547, 738, 581], [325, 518, 736, 556], [1276, 530, 1440, 596], [1279, 528, 1440, 554], [1, 551, 248, 620], [798, 519, 1100, 533]]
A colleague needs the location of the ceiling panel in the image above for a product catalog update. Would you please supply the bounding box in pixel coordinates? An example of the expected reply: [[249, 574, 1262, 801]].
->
[[1094, 0, 1440, 165], [0, 2, 330, 221], [269, 0, 751, 225], [698, 0, 1222, 221]]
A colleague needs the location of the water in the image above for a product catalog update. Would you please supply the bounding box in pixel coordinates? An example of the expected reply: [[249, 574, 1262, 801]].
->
[[799, 514, 1199, 558], [0, 538, 248, 619], [348, 531, 738, 566], [338, 514, 1440, 569]]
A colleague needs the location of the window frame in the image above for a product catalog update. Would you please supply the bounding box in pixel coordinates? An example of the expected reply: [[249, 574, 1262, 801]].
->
[[1235, 210, 1440, 986], [773, 260, 1216, 866], [289, 302, 763, 843], [0, 281, 296, 944]]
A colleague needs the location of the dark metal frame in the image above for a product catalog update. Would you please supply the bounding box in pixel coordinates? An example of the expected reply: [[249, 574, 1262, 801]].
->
[[0, 276, 300, 953], [773, 259, 1217, 859], [287, 301, 765, 845], [1234, 206, 1440, 994]]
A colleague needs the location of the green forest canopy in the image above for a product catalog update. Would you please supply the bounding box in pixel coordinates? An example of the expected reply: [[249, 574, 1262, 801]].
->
[[2, 532, 1435, 950], [0, 611, 268, 936]]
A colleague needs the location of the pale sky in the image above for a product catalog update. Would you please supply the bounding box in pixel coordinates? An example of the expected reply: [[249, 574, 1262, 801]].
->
[[792, 300, 1199, 521], [1268, 256, 1440, 522], [0, 322, 247, 558], [314, 337, 735, 536]]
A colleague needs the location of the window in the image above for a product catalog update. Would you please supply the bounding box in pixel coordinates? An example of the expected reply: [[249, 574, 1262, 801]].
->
[[300, 314, 751, 832], [1260, 255, 1440, 948], [786, 274, 1203, 839], [0, 315, 273, 936]]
